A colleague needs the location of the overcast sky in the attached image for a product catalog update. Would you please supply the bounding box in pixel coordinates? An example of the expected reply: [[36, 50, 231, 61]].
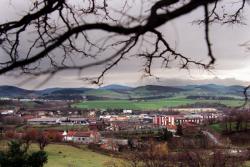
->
[[0, 0, 250, 89]]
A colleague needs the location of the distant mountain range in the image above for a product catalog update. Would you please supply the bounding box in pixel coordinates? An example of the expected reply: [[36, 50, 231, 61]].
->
[[0, 84, 246, 100]]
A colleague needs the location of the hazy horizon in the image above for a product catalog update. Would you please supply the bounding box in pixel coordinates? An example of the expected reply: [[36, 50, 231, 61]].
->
[[0, 76, 249, 90]]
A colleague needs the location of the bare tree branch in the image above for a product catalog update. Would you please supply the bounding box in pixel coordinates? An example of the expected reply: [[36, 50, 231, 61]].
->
[[0, 0, 248, 86]]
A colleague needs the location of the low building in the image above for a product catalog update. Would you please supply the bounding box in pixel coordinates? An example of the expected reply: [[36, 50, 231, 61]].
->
[[153, 115, 170, 126], [153, 115, 184, 126], [27, 117, 89, 125], [72, 131, 100, 144], [182, 122, 201, 135], [171, 108, 218, 113], [176, 114, 203, 124], [153, 112, 220, 126], [21, 115, 36, 121], [108, 120, 154, 131], [100, 138, 128, 151], [62, 131, 76, 142], [27, 117, 66, 125], [123, 109, 132, 114], [72, 131, 92, 143], [62, 130, 101, 144], [61, 117, 89, 125], [89, 121, 106, 131], [0, 110, 14, 115], [166, 124, 177, 133]]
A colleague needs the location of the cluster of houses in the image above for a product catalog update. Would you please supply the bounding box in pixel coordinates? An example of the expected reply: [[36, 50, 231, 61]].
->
[[98, 108, 222, 132], [62, 130, 128, 151], [62, 130, 99, 143], [153, 112, 220, 126], [23, 108, 223, 133], [0, 107, 224, 151], [153, 108, 222, 132]]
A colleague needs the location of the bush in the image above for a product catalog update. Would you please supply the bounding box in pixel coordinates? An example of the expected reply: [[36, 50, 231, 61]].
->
[[0, 140, 48, 167]]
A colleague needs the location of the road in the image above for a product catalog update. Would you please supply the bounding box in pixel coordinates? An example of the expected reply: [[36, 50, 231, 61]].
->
[[202, 130, 223, 146]]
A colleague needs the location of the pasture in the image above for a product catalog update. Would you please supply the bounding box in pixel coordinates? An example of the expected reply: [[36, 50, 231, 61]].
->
[[73, 98, 244, 110], [0, 141, 116, 167], [38, 144, 115, 167]]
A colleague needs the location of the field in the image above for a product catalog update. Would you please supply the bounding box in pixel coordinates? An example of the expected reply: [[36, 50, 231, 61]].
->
[[209, 122, 250, 133], [72, 98, 245, 110], [35, 144, 115, 167], [1, 141, 249, 166], [0, 141, 116, 167], [209, 123, 225, 133], [16, 124, 89, 132]]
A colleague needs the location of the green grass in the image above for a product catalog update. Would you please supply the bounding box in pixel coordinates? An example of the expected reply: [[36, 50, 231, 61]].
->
[[73, 99, 193, 110], [17, 125, 89, 131], [209, 123, 225, 133], [73, 98, 244, 110], [0, 141, 117, 167], [209, 122, 250, 133], [1, 140, 249, 166], [85, 89, 128, 99], [34, 144, 115, 167]]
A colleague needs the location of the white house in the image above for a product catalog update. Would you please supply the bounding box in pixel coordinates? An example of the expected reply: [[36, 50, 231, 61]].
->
[[62, 131, 100, 144], [62, 131, 76, 142], [0, 110, 14, 115], [123, 110, 133, 114]]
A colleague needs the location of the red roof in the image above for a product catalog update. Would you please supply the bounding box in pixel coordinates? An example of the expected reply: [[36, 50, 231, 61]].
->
[[166, 125, 177, 130], [67, 131, 76, 136], [74, 131, 91, 137], [182, 122, 198, 128], [22, 115, 36, 120]]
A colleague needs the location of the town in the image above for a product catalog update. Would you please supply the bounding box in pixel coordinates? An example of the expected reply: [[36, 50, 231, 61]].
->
[[0, 96, 249, 157], [1, 0, 250, 166]]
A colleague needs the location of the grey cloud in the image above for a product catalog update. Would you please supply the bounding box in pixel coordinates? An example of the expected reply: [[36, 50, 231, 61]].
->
[[0, 1, 250, 88]]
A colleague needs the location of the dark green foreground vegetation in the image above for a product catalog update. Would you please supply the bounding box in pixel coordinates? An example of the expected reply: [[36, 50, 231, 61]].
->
[[0, 141, 47, 167]]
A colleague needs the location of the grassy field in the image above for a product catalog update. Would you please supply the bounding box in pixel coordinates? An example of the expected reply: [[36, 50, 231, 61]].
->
[[34, 144, 115, 167], [209, 123, 225, 133], [0, 141, 116, 167], [85, 89, 128, 99], [16, 124, 89, 132], [73, 98, 244, 110], [209, 122, 250, 133], [1, 141, 249, 166]]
